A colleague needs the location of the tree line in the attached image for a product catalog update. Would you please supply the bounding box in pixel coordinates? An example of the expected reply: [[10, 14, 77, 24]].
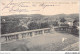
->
[[1, 20, 50, 34]]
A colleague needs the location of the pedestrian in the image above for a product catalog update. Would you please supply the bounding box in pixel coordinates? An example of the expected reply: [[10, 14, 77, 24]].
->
[[50, 25, 55, 33]]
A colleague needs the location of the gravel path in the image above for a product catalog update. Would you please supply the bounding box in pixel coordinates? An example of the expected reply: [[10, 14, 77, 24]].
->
[[1, 32, 79, 51]]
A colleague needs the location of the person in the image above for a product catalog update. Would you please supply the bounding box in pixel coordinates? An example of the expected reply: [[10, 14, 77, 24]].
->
[[50, 25, 55, 33]]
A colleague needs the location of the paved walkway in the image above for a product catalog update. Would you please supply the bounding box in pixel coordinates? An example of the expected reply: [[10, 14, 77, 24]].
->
[[1, 31, 79, 51]]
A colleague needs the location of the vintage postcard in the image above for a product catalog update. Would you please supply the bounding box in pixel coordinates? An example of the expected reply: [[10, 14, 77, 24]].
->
[[0, 0, 79, 51]]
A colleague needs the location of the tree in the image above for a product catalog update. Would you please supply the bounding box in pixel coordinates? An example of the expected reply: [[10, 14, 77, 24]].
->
[[12, 26, 27, 32], [60, 18, 66, 23], [1, 19, 20, 34], [40, 22, 50, 28], [28, 22, 39, 30]]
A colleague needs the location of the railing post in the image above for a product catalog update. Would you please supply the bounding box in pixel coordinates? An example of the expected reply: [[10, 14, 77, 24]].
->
[[13, 35, 15, 39], [8, 36, 10, 40], [42, 30, 44, 34], [25, 33, 28, 38], [22, 33, 26, 38], [11, 35, 13, 40], [5, 36, 8, 41], [48, 29, 50, 33], [16, 34, 18, 40], [32, 32, 35, 37], [30, 32, 32, 37], [18, 34, 22, 40]]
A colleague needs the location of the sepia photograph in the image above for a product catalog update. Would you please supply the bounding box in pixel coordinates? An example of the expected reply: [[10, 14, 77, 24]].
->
[[0, 0, 79, 51]]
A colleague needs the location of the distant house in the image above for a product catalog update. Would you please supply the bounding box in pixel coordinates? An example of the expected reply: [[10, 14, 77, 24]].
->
[[65, 18, 74, 26], [71, 19, 79, 35], [73, 19, 79, 27]]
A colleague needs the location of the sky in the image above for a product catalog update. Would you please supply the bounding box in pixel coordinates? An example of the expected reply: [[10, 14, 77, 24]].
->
[[0, 0, 79, 16]]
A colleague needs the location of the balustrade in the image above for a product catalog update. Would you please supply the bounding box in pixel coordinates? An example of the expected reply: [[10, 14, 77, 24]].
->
[[1, 28, 51, 43]]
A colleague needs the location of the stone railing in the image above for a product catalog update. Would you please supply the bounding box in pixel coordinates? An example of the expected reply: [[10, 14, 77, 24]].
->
[[1, 28, 51, 43]]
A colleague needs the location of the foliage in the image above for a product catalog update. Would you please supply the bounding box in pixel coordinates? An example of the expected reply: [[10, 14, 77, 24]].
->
[[28, 22, 40, 30], [1, 20, 27, 34], [40, 22, 50, 28], [60, 18, 66, 23]]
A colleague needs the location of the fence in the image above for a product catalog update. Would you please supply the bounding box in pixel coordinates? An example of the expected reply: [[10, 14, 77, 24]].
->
[[1, 28, 51, 43]]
